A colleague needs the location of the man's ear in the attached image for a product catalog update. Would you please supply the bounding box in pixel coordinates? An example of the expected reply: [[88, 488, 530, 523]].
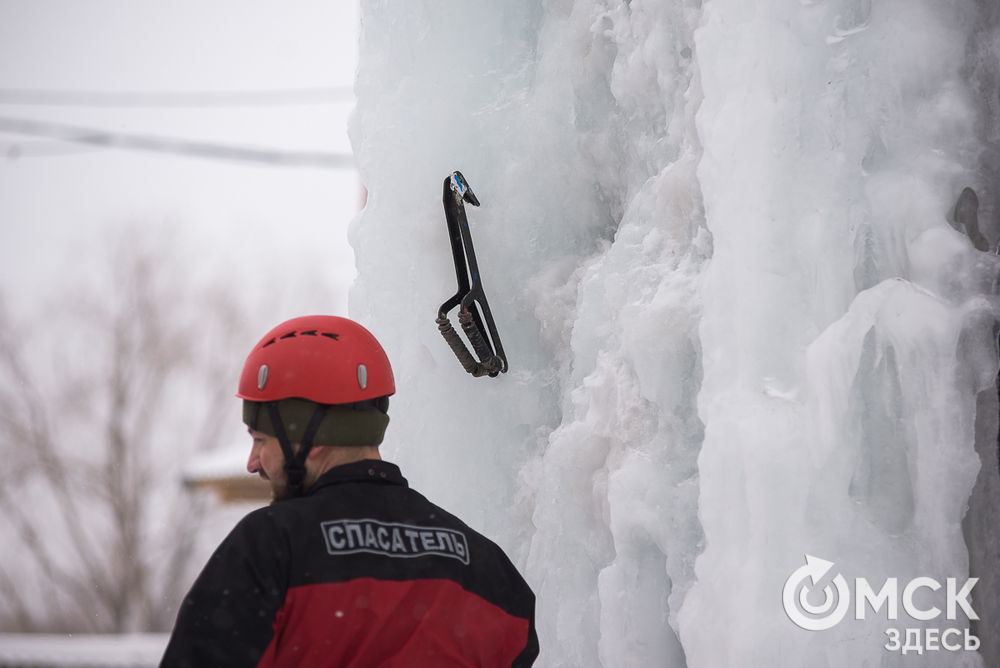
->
[[306, 445, 327, 460]]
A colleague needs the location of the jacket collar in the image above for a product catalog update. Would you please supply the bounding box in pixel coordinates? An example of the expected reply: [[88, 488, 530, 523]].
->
[[308, 459, 408, 494]]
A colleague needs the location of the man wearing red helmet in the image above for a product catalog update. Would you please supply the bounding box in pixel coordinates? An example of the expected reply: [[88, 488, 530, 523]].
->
[[161, 315, 538, 667]]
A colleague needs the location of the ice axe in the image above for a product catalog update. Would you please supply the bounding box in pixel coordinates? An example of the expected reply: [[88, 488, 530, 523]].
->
[[435, 171, 508, 378]]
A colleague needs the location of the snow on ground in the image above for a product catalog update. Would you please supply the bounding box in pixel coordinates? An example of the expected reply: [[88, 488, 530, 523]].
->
[[0, 634, 167, 668]]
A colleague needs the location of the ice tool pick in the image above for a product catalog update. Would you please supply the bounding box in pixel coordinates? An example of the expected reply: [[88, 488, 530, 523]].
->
[[436, 171, 508, 378]]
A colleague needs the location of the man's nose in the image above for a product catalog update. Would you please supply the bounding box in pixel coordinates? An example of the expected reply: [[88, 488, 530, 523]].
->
[[247, 447, 260, 474]]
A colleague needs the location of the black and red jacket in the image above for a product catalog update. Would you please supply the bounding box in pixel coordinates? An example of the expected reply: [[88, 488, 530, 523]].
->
[[161, 460, 538, 667]]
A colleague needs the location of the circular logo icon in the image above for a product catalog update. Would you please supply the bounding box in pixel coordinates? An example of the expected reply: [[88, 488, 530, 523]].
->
[[782, 555, 850, 631]]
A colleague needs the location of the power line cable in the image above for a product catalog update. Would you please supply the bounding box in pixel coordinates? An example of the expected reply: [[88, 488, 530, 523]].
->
[[0, 86, 353, 108], [0, 116, 352, 169], [1, 140, 100, 159]]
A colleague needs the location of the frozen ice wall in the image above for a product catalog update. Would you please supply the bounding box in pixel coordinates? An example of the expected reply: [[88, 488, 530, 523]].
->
[[350, 1, 1000, 666]]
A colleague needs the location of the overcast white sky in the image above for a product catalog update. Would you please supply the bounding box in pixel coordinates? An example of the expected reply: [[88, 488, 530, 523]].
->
[[0, 1, 361, 319]]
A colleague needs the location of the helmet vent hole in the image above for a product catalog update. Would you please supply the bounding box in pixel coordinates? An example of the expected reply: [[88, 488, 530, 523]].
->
[[301, 330, 318, 336], [280, 331, 297, 340], [262, 337, 277, 348], [321, 332, 340, 341]]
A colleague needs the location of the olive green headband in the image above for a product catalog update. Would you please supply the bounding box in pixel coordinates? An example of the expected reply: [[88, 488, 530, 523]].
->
[[243, 398, 390, 447]]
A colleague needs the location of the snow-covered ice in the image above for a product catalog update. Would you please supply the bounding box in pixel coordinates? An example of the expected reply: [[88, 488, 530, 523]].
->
[[349, 1, 1000, 666]]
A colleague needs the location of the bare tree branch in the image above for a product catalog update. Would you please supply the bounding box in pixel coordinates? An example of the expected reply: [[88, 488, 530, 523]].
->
[[0, 228, 263, 633], [0, 483, 108, 631]]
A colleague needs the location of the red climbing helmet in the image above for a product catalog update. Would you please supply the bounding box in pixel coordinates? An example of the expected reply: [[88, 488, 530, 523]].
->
[[237, 315, 395, 406]]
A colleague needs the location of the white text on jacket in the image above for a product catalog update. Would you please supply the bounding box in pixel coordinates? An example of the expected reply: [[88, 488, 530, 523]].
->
[[321, 519, 471, 565]]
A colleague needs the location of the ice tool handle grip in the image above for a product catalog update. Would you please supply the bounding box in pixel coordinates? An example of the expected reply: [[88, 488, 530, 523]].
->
[[436, 171, 508, 378]]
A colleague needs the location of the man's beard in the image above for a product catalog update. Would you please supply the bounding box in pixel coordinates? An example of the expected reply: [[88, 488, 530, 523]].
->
[[266, 465, 315, 504], [269, 478, 291, 504]]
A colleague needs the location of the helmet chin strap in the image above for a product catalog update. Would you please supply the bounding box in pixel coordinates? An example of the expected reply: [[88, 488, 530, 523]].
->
[[265, 402, 328, 498]]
